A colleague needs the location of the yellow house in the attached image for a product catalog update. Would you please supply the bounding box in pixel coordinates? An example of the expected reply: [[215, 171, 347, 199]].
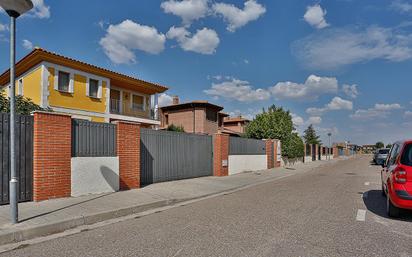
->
[[0, 48, 168, 126]]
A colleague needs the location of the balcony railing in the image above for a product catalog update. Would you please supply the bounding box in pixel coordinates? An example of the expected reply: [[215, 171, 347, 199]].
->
[[110, 99, 157, 120]]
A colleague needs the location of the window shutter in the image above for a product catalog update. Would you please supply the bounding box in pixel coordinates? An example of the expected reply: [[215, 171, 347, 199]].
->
[[54, 69, 58, 90], [86, 78, 90, 96], [69, 73, 74, 93], [98, 80, 103, 98]]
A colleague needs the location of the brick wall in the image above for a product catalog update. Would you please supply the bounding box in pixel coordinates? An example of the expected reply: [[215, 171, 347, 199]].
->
[[274, 139, 281, 167], [213, 133, 229, 176], [116, 121, 140, 190], [33, 112, 72, 201], [266, 139, 274, 169]]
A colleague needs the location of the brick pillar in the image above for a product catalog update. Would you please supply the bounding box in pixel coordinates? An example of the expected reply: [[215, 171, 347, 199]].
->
[[265, 139, 274, 169], [274, 139, 281, 167], [333, 146, 338, 158], [33, 112, 72, 201], [303, 144, 306, 163], [315, 144, 319, 161], [116, 121, 140, 190], [213, 133, 229, 176]]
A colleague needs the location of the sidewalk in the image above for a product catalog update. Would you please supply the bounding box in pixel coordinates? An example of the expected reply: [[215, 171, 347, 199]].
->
[[0, 159, 338, 246]]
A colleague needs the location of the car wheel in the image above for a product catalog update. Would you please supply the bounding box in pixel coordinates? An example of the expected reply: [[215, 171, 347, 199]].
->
[[387, 196, 400, 218]]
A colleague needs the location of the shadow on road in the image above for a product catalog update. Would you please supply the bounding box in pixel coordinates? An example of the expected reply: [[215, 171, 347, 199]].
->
[[363, 190, 412, 221]]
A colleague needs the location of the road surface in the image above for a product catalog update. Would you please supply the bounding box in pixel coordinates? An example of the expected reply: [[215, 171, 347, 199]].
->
[[1, 155, 412, 257]]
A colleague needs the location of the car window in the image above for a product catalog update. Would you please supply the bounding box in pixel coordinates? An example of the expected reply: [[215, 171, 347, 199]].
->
[[387, 145, 399, 166], [400, 143, 412, 167], [379, 149, 389, 154]]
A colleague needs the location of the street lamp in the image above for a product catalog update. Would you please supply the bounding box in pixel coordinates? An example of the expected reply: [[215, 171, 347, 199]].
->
[[0, 0, 33, 224], [327, 133, 332, 160]]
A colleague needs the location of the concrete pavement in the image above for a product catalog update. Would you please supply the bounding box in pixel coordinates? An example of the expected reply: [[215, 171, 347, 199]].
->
[[1, 155, 411, 257], [0, 158, 330, 247]]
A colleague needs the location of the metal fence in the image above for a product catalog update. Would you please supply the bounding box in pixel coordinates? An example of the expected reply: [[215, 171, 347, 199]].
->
[[72, 119, 117, 157], [140, 129, 213, 185], [305, 144, 311, 156], [229, 137, 266, 155], [0, 113, 33, 205]]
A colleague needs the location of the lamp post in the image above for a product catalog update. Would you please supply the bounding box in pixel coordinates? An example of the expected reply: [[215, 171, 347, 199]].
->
[[0, 0, 33, 224], [327, 133, 332, 160]]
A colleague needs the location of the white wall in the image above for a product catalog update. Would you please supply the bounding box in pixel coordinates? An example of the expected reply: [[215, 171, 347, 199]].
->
[[304, 156, 312, 163], [228, 155, 267, 175], [71, 157, 119, 197]]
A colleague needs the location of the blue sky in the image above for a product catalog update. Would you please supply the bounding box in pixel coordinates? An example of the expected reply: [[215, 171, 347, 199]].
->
[[1, 0, 412, 145]]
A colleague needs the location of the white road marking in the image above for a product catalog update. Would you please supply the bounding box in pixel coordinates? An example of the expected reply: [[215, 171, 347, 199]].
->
[[364, 182, 370, 186], [356, 209, 366, 221]]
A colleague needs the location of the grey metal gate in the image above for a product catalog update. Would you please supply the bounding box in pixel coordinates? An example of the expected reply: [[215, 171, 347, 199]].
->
[[140, 129, 213, 185], [0, 113, 33, 205], [312, 144, 316, 161]]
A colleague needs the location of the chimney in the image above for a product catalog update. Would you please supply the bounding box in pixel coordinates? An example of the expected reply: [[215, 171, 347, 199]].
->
[[172, 95, 179, 105]]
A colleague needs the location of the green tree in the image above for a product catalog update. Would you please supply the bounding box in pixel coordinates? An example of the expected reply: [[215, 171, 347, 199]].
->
[[386, 144, 392, 149], [245, 105, 294, 141], [375, 141, 384, 149], [245, 105, 303, 158], [167, 124, 185, 132], [0, 93, 46, 115], [303, 124, 321, 145], [282, 132, 305, 159]]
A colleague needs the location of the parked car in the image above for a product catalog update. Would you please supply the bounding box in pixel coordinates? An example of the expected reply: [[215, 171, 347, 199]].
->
[[381, 140, 412, 217], [374, 148, 390, 165]]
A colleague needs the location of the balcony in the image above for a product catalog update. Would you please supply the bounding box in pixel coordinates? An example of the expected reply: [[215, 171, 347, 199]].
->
[[110, 99, 157, 120]]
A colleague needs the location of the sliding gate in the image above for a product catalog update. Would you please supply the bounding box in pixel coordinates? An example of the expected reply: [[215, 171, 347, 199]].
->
[[140, 129, 213, 185], [0, 114, 33, 205]]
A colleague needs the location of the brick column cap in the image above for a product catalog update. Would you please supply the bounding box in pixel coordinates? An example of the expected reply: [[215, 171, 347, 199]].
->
[[112, 120, 141, 125], [32, 111, 72, 117]]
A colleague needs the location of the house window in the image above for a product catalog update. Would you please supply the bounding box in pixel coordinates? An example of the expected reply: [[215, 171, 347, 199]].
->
[[88, 79, 99, 98], [206, 109, 217, 122], [132, 94, 144, 111], [57, 71, 70, 92]]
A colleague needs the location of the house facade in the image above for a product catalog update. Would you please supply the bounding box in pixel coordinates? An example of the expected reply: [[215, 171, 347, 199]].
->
[[0, 48, 167, 126], [160, 97, 227, 135], [223, 116, 250, 135]]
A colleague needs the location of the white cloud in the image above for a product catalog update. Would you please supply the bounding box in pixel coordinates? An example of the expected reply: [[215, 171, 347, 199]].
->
[[327, 97, 353, 110], [308, 116, 322, 125], [229, 109, 259, 120], [391, 0, 412, 13], [244, 59, 249, 64], [0, 23, 6, 32], [374, 103, 402, 111], [167, 26, 219, 54], [212, 0, 266, 32], [158, 93, 174, 107], [306, 97, 353, 116], [350, 109, 385, 120], [404, 111, 412, 118], [350, 103, 402, 120], [303, 4, 329, 29], [27, 0, 50, 19], [204, 78, 270, 102], [292, 113, 305, 127], [342, 84, 359, 99], [293, 26, 412, 70], [270, 75, 338, 101], [99, 20, 166, 64], [22, 39, 33, 50], [161, 0, 209, 26]]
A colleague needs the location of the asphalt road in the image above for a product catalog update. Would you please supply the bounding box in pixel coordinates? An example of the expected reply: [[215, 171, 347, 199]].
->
[[1, 155, 412, 257]]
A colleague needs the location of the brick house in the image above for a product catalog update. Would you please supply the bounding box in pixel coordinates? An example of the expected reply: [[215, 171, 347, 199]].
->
[[160, 96, 228, 135], [223, 116, 250, 135]]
